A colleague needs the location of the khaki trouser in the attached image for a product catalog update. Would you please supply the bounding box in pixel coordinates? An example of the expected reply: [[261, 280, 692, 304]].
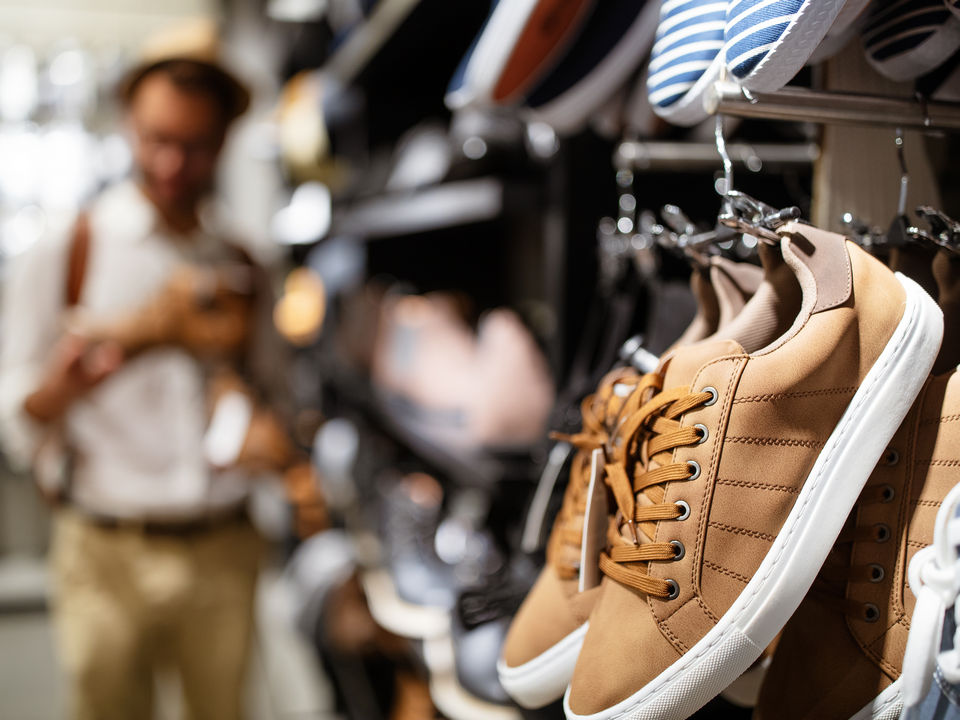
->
[[50, 509, 264, 720]]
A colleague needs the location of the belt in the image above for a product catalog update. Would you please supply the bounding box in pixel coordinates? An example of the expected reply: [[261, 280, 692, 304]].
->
[[77, 504, 249, 536]]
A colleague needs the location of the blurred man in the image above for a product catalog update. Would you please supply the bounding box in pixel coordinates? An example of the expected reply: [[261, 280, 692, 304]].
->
[[0, 20, 268, 720]]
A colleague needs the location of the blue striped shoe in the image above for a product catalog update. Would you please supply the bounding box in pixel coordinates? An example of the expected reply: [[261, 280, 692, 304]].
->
[[647, 0, 727, 126], [862, 0, 960, 81], [725, 0, 852, 91]]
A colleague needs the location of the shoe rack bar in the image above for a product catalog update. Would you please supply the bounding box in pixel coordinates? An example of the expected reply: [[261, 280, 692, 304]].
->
[[614, 140, 819, 172], [707, 81, 960, 132]]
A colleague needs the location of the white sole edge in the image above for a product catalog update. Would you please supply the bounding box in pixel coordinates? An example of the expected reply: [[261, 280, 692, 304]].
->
[[564, 273, 943, 720], [528, 1, 660, 135], [463, 0, 539, 104], [850, 678, 903, 720], [497, 622, 589, 709], [650, 53, 724, 128], [731, 0, 846, 92], [360, 568, 451, 639]]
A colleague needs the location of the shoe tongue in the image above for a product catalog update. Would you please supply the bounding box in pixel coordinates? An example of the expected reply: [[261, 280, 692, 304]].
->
[[660, 337, 744, 390], [627, 337, 745, 545]]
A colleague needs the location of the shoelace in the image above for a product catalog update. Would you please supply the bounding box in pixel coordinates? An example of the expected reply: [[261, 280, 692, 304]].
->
[[901, 482, 960, 710], [547, 368, 659, 579], [599, 381, 716, 598]]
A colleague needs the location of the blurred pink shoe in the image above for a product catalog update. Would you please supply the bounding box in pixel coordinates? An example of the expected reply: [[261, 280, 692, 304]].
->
[[372, 294, 554, 451]]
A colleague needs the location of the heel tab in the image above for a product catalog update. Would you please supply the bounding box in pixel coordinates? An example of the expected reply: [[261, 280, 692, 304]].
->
[[779, 222, 853, 315]]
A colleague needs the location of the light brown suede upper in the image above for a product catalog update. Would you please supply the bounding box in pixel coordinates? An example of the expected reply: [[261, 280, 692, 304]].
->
[[568, 228, 912, 715], [502, 257, 764, 674], [755, 368, 960, 719], [502, 372, 639, 670]]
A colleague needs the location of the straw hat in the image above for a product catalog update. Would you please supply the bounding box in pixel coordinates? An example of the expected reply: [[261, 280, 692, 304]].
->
[[119, 18, 251, 121]]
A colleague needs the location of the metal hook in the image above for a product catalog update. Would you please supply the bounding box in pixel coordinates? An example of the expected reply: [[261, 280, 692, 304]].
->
[[715, 115, 733, 196], [916, 92, 932, 129], [908, 205, 960, 255], [895, 127, 909, 217]]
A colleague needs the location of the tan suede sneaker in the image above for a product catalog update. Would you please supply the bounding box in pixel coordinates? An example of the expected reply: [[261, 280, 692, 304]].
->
[[497, 367, 655, 708], [672, 255, 764, 350], [499, 256, 763, 709], [754, 368, 960, 720], [563, 224, 943, 720]]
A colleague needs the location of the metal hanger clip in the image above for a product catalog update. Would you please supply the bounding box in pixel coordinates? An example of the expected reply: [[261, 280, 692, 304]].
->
[[908, 205, 960, 255], [717, 190, 800, 244]]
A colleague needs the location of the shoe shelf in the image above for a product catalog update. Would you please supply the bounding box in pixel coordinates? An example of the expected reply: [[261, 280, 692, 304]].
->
[[707, 81, 960, 132], [330, 177, 503, 240], [318, 350, 539, 489], [322, 0, 423, 86], [614, 139, 820, 173]]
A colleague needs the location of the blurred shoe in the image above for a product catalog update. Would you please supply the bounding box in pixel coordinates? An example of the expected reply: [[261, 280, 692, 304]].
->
[[372, 295, 555, 451], [900, 481, 960, 718], [671, 256, 764, 349], [524, 0, 660, 135], [445, 0, 536, 110], [385, 122, 453, 191], [647, 0, 726, 127], [284, 528, 357, 634], [498, 368, 653, 708], [491, 0, 597, 104], [863, 0, 960, 81], [564, 225, 942, 720], [363, 473, 457, 639], [756, 368, 960, 720], [449, 0, 598, 110], [423, 632, 523, 720], [950, 0, 960, 19], [455, 578, 530, 706], [807, 0, 875, 64], [725, 0, 855, 92]]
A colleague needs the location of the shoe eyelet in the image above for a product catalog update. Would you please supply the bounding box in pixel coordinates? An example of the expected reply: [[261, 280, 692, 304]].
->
[[869, 564, 885, 583], [675, 500, 691, 521], [664, 579, 680, 600], [880, 484, 896, 503], [701, 386, 718, 406], [862, 603, 880, 623], [873, 523, 891, 543], [882, 448, 900, 466], [670, 540, 685, 561], [693, 423, 709, 445], [686, 460, 701, 481]]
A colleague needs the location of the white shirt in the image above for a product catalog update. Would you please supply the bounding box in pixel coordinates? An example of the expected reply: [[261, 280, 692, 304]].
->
[[0, 181, 254, 519]]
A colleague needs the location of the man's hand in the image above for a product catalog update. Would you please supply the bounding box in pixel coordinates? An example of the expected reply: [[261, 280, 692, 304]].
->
[[67, 264, 253, 359], [24, 335, 123, 423]]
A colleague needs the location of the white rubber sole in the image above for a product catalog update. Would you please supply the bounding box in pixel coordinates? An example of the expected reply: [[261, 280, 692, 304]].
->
[[528, 0, 660, 135], [727, 0, 846, 92], [650, 53, 724, 128], [564, 273, 943, 720], [464, 0, 539, 105], [497, 622, 589, 709], [806, 0, 872, 65], [850, 679, 903, 720], [360, 568, 450, 639]]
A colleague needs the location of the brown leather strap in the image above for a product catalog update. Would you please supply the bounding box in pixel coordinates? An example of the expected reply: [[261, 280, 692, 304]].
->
[[66, 212, 90, 307]]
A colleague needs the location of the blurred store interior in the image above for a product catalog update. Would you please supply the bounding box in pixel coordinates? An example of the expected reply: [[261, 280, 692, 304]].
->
[[1, 0, 960, 719]]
